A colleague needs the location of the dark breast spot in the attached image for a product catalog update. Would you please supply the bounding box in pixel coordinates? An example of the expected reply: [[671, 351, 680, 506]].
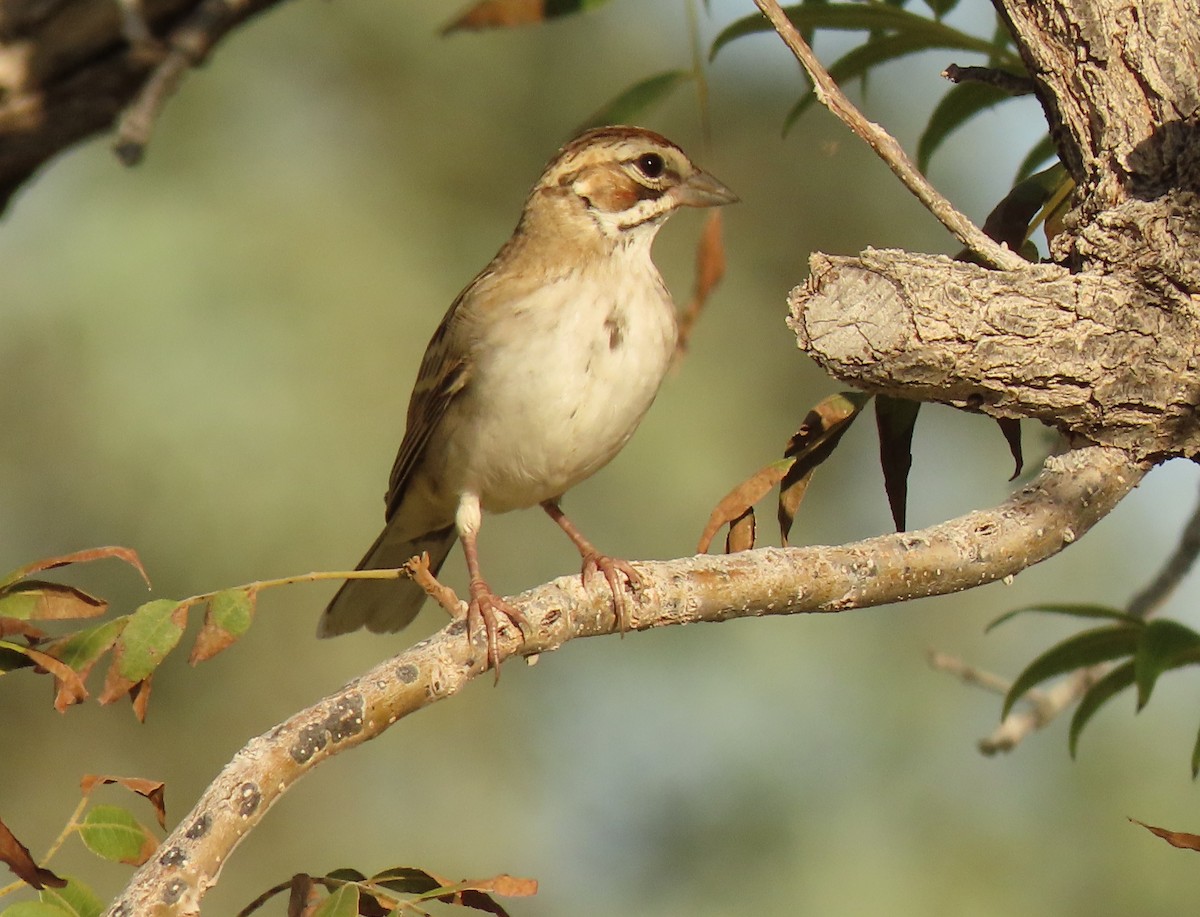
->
[[604, 311, 625, 350]]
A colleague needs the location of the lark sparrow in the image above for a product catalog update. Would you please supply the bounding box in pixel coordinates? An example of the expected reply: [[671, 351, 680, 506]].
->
[[318, 125, 737, 670]]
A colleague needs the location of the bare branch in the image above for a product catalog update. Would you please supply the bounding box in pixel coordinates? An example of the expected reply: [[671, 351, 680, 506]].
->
[[0, 0, 286, 211], [927, 651, 1014, 697], [104, 444, 1142, 915], [1127, 480, 1200, 619], [751, 0, 1028, 272], [979, 668, 1103, 755], [114, 0, 260, 165], [942, 64, 1035, 96]]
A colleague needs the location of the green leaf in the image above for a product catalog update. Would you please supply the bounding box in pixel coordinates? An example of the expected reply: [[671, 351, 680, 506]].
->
[[190, 588, 256, 664], [977, 162, 1068, 254], [114, 600, 187, 682], [579, 70, 692, 131], [924, 0, 960, 17], [1069, 660, 1135, 758], [324, 868, 368, 884], [370, 866, 442, 895], [77, 805, 156, 866], [550, 0, 612, 12], [0, 904, 73, 917], [1192, 723, 1200, 779], [311, 885, 360, 917], [918, 80, 1010, 172], [874, 396, 920, 531], [42, 618, 128, 677], [443, 0, 612, 33], [1134, 619, 1200, 710], [0, 641, 37, 672], [1002, 625, 1140, 719], [0, 583, 106, 622], [987, 602, 1139, 633], [40, 878, 104, 917], [712, 3, 1021, 66], [1015, 133, 1059, 182]]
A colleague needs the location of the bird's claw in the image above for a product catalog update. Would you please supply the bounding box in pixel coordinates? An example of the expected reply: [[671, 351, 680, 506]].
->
[[466, 579, 529, 682], [580, 553, 642, 634]]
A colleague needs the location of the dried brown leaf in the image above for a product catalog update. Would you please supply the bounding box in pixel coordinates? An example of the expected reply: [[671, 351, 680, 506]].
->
[[189, 588, 257, 664], [16, 644, 90, 711], [1130, 818, 1200, 851], [443, 0, 545, 33], [0, 580, 108, 621], [726, 508, 756, 553], [0, 545, 150, 591], [777, 392, 870, 541], [777, 467, 814, 547], [99, 664, 154, 721], [676, 210, 728, 357], [785, 392, 869, 461], [698, 458, 793, 553], [430, 873, 538, 917], [0, 815, 66, 889], [130, 676, 153, 722], [80, 775, 168, 828], [0, 618, 48, 642], [288, 873, 319, 917], [464, 874, 538, 898]]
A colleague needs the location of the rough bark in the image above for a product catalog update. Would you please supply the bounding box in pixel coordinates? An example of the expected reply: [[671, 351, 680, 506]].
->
[[790, 0, 1200, 462], [0, 0, 282, 209], [791, 249, 1200, 460]]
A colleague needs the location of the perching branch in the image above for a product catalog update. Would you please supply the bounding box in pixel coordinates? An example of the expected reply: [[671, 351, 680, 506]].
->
[[751, 0, 1028, 272], [104, 443, 1143, 916]]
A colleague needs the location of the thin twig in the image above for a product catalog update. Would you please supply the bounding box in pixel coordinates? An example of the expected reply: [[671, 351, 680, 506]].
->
[[752, 0, 1028, 272], [927, 650, 1013, 696], [942, 63, 1035, 96], [114, 0, 256, 165], [1127, 479, 1200, 618], [978, 668, 1102, 755]]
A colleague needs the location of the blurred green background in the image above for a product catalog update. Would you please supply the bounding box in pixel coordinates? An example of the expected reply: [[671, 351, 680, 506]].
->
[[4, 1, 1200, 914]]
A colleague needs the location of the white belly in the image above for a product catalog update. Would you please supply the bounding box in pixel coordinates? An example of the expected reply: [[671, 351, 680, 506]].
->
[[441, 265, 677, 514]]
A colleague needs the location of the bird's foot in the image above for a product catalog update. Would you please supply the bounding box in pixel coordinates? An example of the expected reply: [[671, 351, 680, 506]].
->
[[467, 578, 529, 681], [580, 552, 643, 634]]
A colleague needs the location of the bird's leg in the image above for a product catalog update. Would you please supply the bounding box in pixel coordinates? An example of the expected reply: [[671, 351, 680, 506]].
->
[[540, 499, 642, 633], [457, 494, 528, 678]]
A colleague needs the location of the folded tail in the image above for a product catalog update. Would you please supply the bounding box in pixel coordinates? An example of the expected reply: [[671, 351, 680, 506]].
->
[[317, 524, 458, 638]]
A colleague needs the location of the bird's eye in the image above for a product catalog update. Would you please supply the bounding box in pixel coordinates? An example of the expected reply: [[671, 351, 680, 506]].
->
[[634, 153, 665, 179]]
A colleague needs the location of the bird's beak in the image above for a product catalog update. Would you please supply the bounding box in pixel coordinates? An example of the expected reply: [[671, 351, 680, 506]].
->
[[674, 169, 739, 208]]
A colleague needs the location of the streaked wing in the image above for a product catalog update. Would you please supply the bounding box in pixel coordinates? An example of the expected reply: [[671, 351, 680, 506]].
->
[[384, 293, 473, 520]]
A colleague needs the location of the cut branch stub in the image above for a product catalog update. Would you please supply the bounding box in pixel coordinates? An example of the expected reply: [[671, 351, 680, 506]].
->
[[789, 248, 1200, 461]]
